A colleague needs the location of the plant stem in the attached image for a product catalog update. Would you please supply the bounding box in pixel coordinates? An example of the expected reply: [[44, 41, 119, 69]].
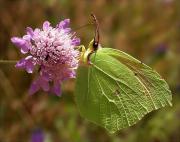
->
[[0, 60, 17, 64]]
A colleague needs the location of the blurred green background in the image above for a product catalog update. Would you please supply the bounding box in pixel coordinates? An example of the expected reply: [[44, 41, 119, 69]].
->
[[0, 0, 180, 142]]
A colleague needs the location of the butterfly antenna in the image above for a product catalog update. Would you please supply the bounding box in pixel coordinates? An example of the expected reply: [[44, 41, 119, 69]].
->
[[87, 14, 100, 65], [91, 13, 100, 51]]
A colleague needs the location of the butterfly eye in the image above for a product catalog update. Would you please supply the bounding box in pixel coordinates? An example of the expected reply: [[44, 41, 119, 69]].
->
[[93, 41, 99, 50]]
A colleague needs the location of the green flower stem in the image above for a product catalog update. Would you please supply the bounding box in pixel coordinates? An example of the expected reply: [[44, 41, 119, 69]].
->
[[0, 60, 17, 64]]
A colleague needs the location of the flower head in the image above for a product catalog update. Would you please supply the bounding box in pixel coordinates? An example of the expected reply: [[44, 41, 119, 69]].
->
[[11, 19, 80, 95]]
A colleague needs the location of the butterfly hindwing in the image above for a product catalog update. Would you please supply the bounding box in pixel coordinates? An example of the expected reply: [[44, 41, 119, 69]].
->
[[75, 47, 172, 133]]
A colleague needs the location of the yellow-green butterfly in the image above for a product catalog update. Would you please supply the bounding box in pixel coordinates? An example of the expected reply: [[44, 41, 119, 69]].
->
[[75, 14, 172, 133]]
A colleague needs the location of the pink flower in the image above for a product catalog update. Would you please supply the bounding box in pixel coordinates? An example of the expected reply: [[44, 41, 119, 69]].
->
[[11, 19, 80, 96]]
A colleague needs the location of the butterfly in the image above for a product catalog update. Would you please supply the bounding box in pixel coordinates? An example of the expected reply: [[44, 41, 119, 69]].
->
[[74, 14, 172, 133]]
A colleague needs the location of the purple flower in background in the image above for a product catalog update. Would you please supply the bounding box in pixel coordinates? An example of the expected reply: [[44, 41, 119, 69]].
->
[[11, 19, 80, 96], [31, 128, 44, 142]]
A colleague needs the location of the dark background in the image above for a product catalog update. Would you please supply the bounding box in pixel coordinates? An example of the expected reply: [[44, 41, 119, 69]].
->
[[0, 0, 180, 141]]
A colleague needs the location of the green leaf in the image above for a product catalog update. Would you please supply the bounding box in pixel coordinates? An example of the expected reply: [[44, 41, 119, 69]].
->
[[75, 47, 172, 133]]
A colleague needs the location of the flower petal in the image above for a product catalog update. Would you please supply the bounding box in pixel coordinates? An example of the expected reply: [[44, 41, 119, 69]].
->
[[20, 48, 29, 54], [51, 81, 61, 96], [24, 56, 35, 73], [29, 80, 40, 95], [33, 28, 40, 36], [11, 37, 26, 46], [25, 61, 34, 73], [26, 27, 34, 37], [58, 19, 70, 29], [64, 28, 71, 33], [71, 38, 80, 46], [11, 37, 29, 54], [43, 21, 50, 31], [15, 58, 26, 68], [23, 35, 31, 41], [69, 70, 76, 78], [15, 56, 35, 73], [39, 77, 50, 92]]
